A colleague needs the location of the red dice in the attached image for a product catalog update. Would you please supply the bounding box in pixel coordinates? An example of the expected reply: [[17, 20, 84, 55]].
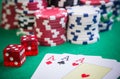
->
[[20, 35, 38, 56], [3, 44, 26, 67]]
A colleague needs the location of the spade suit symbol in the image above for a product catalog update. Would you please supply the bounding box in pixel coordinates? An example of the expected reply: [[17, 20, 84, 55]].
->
[[57, 61, 65, 65]]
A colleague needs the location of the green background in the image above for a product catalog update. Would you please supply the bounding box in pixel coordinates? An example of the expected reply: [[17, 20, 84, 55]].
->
[[0, 1, 120, 79]]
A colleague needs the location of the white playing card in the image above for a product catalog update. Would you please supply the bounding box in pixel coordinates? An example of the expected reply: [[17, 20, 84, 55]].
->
[[62, 54, 120, 79], [31, 53, 62, 79], [31, 53, 120, 79], [53, 53, 104, 76], [31, 53, 103, 79], [98, 58, 120, 79], [83, 57, 120, 79], [66, 54, 103, 68]]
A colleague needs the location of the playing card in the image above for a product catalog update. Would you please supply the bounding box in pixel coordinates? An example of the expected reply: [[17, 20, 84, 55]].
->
[[31, 53, 103, 79], [53, 53, 103, 78], [63, 55, 120, 79], [31, 53, 120, 79], [82, 57, 120, 79], [96, 58, 120, 79], [31, 53, 78, 79], [62, 63, 111, 79], [31, 53, 62, 79], [70, 54, 103, 67]]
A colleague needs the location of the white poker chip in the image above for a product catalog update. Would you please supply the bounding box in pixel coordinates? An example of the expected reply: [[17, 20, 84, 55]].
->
[[67, 5, 100, 44], [69, 38, 99, 44], [67, 5, 100, 17]]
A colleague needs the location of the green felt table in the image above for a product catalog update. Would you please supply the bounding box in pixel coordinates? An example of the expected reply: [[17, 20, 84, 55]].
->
[[0, 1, 120, 79]]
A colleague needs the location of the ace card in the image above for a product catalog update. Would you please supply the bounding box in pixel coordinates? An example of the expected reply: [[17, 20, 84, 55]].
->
[[62, 63, 111, 79]]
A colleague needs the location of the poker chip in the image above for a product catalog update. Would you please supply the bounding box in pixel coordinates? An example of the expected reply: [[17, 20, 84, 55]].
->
[[47, 0, 79, 8], [34, 7, 67, 20], [69, 37, 99, 45], [39, 38, 66, 46], [98, 19, 114, 32], [111, 0, 120, 22], [34, 7, 67, 46], [2, 0, 119, 47], [97, 1, 115, 32], [1, 2, 18, 30], [80, 0, 116, 32], [15, 0, 47, 15], [18, 14, 35, 30], [80, 0, 110, 5], [15, 0, 48, 36], [101, 11, 113, 22], [67, 5, 100, 45]]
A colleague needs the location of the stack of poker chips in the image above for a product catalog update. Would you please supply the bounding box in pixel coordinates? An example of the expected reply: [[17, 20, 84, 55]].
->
[[47, 0, 79, 8], [1, 0, 18, 30], [80, 0, 114, 32], [16, 0, 47, 36], [67, 6, 101, 45], [111, 0, 120, 22], [34, 7, 67, 46], [98, 1, 114, 32]]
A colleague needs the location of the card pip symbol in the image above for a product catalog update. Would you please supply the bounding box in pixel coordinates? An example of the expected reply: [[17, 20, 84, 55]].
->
[[81, 73, 90, 78], [57, 61, 65, 65], [72, 62, 79, 66], [46, 61, 52, 65]]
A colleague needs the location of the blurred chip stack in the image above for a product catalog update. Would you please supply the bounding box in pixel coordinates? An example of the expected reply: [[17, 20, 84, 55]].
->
[[34, 7, 67, 46], [16, 0, 48, 36], [111, 0, 120, 22], [47, 0, 79, 8], [67, 6, 100, 45], [80, 0, 114, 32], [1, 0, 18, 30]]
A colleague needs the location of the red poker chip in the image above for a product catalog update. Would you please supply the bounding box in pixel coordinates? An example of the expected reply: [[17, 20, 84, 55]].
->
[[36, 14, 67, 21], [2, 3, 16, 13], [35, 23, 65, 29], [36, 31, 66, 39], [16, 6, 39, 11], [35, 22, 65, 28], [35, 26, 66, 32], [34, 28, 66, 38], [33, 7, 67, 46], [1, 4, 18, 29], [36, 17, 67, 23], [41, 0, 48, 6], [35, 19, 67, 28], [16, 1, 47, 11], [28, 3, 47, 9], [34, 7, 67, 20], [16, 3, 23, 10], [27, 2, 39, 7], [37, 34, 66, 42], [35, 27, 66, 33], [34, 28, 66, 35], [38, 37, 65, 42], [35, 16, 67, 22], [80, 0, 110, 5], [26, 7, 39, 10], [40, 33, 65, 39], [17, 6, 39, 11], [35, 24, 64, 29], [39, 38, 66, 46], [40, 40, 65, 46], [16, 3, 40, 10], [16, 9, 35, 16]]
